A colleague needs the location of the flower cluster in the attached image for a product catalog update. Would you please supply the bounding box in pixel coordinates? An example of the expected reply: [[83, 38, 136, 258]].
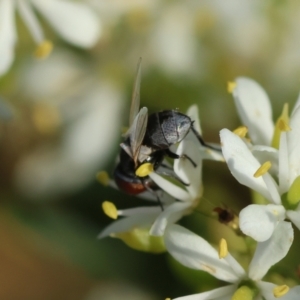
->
[[99, 105, 223, 252], [100, 77, 300, 299], [2, 2, 300, 299], [0, 0, 101, 76]]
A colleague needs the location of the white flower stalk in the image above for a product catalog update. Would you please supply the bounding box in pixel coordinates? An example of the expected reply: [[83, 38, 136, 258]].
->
[[222, 78, 300, 242], [99, 105, 223, 245], [0, 0, 101, 76], [165, 223, 297, 300]]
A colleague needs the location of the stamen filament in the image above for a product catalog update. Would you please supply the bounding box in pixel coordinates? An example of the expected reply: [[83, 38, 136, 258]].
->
[[272, 103, 289, 149], [287, 176, 300, 206], [233, 126, 248, 138], [278, 119, 291, 132]]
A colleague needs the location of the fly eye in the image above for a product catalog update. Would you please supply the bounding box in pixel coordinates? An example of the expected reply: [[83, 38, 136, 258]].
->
[[135, 163, 154, 177]]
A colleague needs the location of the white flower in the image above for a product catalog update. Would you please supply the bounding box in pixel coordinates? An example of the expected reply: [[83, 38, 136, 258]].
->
[[222, 78, 300, 242], [99, 105, 223, 242], [0, 0, 101, 76], [164, 223, 296, 300], [230, 77, 274, 146], [13, 50, 123, 199]]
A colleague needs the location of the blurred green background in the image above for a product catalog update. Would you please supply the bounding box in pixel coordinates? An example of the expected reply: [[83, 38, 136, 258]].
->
[[1, 0, 300, 299]]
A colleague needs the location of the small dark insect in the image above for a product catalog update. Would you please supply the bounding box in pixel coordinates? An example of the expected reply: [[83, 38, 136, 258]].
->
[[114, 58, 219, 206], [213, 206, 242, 235]]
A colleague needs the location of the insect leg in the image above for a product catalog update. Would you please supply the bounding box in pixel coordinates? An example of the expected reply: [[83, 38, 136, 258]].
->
[[191, 123, 221, 151], [141, 178, 164, 211], [165, 149, 197, 168], [155, 165, 190, 186]]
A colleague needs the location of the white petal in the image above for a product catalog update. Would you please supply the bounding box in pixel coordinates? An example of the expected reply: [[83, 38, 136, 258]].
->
[[199, 145, 225, 162], [286, 210, 300, 230], [252, 145, 279, 177], [233, 77, 274, 145], [220, 129, 274, 202], [187, 105, 202, 135], [137, 189, 174, 204], [186, 105, 223, 162], [249, 221, 293, 280], [98, 211, 158, 238], [149, 201, 192, 236], [174, 139, 203, 199], [17, 0, 44, 43], [118, 206, 161, 217], [256, 281, 277, 300], [222, 253, 246, 279], [239, 204, 285, 242], [172, 285, 236, 300], [31, 0, 101, 48], [257, 281, 299, 300], [291, 92, 300, 116], [0, 0, 16, 76], [164, 225, 240, 283], [149, 172, 191, 201], [287, 106, 300, 186], [279, 285, 300, 300], [261, 172, 281, 205]]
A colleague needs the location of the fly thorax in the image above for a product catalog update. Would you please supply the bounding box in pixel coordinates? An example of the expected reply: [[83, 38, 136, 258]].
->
[[174, 112, 191, 142], [159, 111, 178, 145]]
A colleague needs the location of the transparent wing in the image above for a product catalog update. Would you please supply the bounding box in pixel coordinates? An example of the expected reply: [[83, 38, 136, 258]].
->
[[130, 106, 148, 165], [129, 57, 142, 127]]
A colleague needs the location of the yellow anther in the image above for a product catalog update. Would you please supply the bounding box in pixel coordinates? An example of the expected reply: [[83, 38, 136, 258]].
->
[[96, 171, 110, 186], [232, 286, 255, 300], [218, 238, 228, 259], [135, 163, 154, 177], [34, 40, 53, 59], [278, 119, 291, 132], [233, 126, 248, 138], [227, 81, 237, 94], [273, 285, 289, 298], [253, 161, 272, 178], [165, 298, 171, 300], [102, 201, 118, 219]]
